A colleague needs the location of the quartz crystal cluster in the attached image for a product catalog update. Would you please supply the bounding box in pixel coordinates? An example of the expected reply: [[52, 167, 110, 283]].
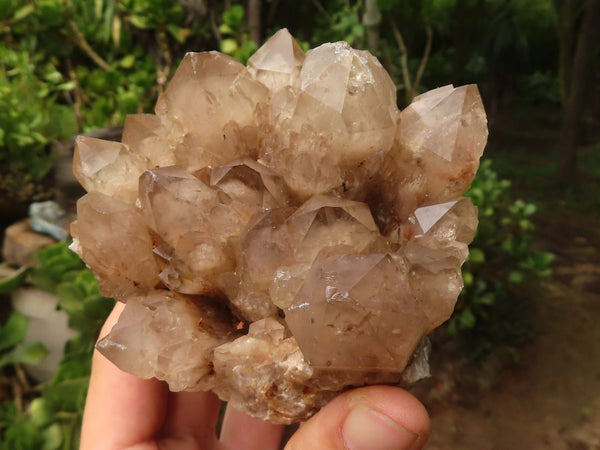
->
[[70, 29, 487, 424]]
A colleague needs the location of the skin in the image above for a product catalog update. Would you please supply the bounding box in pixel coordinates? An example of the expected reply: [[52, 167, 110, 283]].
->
[[81, 303, 430, 450]]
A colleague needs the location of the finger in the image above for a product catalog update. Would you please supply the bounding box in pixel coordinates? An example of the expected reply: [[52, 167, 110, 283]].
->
[[157, 390, 222, 447], [81, 303, 169, 450], [285, 385, 430, 450], [220, 405, 285, 450]]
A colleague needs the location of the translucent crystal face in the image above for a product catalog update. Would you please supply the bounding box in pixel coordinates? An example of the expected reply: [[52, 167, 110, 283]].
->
[[285, 253, 427, 371], [72, 192, 160, 299], [73, 136, 150, 204], [293, 42, 397, 164], [155, 51, 269, 172], [97, 291, 238, 391], [71, 28, 487, 424], [121, 114, 174, 167], [247, 28, 305, 91]]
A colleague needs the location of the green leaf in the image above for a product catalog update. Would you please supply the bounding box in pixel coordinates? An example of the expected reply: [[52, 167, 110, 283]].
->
[[508, 271, 525, 283], [94, 0, 104, 18], [31, 243, 86, 291], [63, 334, 95, 361], [83, 295, 115, 320], [519, 219, 534, 231], [220, 38, 238, 55], [0, 264, 29, 294], [117, 88, 138, 114], [468, 248, 485, 264], [12, 4, 34, 21], [218, 23, 233, 34], [523, 203, 536, 216], [43, 377, 89, 413], [351, 23, 364, 38], [37, 0, 66, 27], [533, 251, 554, 268], [120, 54, 135, 69], [298, 40, 310, 52], [447, 317, 458, 336], [0, 401, 17, 425], [475, 293, 495, 306], [467, 186, 484, 205], [56, 81, 76, 91], [167, 24, 190, 44], [43, 69, 63, 84], [29, 398, 53, 428], [112, 14, 122, 47], [128, 14, 151, 29], [235, 40, 258, 63], [42, 423, 63, 450], [458, 307, 476, 329], [28, 270, 58, 293], [52, 360, 90, 384], [0, 312, 29, 351], [72, 270, 101, 297], [47, 104, 77, 139], [222, 5, 244, 29], [501, 237, 514, 253], [462, 271, 474, 287], [1, 415, 44, 449], [0, 341, 49, 367], [56, 283, 85, 315]]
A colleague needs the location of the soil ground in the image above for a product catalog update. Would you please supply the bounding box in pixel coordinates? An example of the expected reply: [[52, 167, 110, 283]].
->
[[414, 105, 600, 450], [421, 212, 600, 450]]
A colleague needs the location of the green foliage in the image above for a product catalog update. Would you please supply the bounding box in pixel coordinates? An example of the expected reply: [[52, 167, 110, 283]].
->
[[0, 43, 76, 202], [0, 340, 49, 369], [0, 266, 28, 294], [219, 5, 258, 63], [311, 0, 365, 46], [0, 402, 45, 450], [518, 70, 561, 105], [328, 1, 364, 46], [28, 243, 86, 293], [448, 160, 554, 357], [0, 312, 48, 369], [0, 0, 212, 202], [0, 312, 28, 352], [0, 243, 114, 449]]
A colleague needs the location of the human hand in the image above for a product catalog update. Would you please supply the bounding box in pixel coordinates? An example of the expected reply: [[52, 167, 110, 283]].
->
[[81, 303, 430, 449]]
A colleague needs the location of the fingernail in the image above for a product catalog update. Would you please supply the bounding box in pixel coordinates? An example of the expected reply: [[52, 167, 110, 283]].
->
[[342, 405, 419, 450]]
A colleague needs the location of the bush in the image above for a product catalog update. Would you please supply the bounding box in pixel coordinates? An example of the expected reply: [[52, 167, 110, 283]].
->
[[448, 160, 553, 358], [0, 44, 77, 203], [0, 0, 212, 205], [0, 243, 114, 449]]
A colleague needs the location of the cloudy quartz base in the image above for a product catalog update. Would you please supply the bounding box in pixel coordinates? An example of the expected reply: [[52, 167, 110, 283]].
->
[[70, 29, 487, 424]]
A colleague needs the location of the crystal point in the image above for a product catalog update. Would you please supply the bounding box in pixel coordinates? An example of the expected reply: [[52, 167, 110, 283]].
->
[[122, 114, 174, 167], [156, 52, 268, 171], [97, 291, 238, 391], [247, 28, 305, 91], [73, 136, 149, 203], [286, 253, 426, 372], [414, 201, 458, 234], [72, 192, 160, 299]]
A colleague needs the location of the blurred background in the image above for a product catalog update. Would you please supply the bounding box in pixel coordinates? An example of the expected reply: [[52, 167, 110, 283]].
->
[[0, 1, 598, 448]]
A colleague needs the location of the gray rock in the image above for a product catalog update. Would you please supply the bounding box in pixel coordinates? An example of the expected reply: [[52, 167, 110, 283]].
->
[[29, 201, 69, 241]]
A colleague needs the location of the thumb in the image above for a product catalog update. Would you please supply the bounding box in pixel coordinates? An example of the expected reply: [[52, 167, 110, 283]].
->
[[285, 385, 429, 450]]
